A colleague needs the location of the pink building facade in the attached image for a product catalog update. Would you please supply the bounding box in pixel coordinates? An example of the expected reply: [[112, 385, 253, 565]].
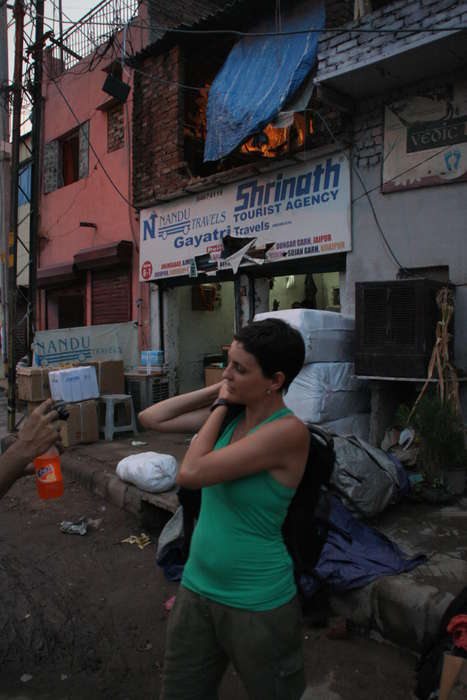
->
[[37, 7, 150, 348]]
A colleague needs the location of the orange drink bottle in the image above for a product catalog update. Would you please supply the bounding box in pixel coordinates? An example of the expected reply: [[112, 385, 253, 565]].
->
[[33, 446, 64, 500]]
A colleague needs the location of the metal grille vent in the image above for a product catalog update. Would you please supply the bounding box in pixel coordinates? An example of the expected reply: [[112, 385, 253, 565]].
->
[[363, 288, 387, 346], [389, 286, 416, 346]]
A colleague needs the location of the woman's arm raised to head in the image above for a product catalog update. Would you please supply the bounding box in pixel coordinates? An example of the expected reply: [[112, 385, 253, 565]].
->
[[138, 381, 223, 433], [177, 410, 309, 489]]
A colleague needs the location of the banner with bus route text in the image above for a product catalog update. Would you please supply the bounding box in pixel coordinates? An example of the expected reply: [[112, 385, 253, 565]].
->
[[139, 151, 351, 281]]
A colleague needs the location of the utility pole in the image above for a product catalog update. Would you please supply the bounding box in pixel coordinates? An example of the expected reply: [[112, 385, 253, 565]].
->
[[0, 1, 11, 375], [27, 0, 45, 364], [7, 0, 25, 431]]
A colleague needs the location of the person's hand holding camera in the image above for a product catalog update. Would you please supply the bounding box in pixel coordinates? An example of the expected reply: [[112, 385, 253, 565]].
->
[[16, 399, 62, 464]]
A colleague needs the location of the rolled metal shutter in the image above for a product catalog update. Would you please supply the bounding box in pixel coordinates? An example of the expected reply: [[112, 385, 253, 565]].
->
[[92, 266, 131, 325]]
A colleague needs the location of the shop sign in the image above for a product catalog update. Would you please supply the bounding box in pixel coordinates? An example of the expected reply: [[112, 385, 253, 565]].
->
[[139, 152, 351, 281], [33, 321, 139, 369], [383, 81, 467, 192]]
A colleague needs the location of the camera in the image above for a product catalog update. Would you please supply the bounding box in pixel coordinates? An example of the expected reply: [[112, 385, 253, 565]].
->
[[52, 401, 70, 421]]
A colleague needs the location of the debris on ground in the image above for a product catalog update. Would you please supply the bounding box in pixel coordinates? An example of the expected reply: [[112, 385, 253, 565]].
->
[[327, 617, 349, 640], [87, 517, 103, 530], [131, 440, 149, 447], [121, 533, 151, 550], [60, 516, 88, 536], [165, 595, 176, 611]]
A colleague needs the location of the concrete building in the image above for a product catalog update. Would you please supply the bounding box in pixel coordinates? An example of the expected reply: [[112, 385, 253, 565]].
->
[[36, 0, 150, 344], [133, 0, 467, 412]]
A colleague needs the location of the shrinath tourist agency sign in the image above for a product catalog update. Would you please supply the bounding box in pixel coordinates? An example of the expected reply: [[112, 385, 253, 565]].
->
[[139, 152, 351, 281]]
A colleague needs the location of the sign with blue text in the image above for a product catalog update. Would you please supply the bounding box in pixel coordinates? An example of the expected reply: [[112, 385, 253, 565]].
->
[[33, 322, 139, 369], [139, 152, 351, 281]]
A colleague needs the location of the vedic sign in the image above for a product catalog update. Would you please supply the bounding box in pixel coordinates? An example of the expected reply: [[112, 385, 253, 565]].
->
[[140, 152, 351, 281]]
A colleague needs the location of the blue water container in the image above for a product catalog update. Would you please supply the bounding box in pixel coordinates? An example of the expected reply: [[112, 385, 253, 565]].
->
[[141, 350, 164, 366]]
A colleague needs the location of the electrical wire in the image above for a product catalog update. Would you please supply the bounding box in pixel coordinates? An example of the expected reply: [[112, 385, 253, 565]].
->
[[18, 12, 467, 36], [310, 106, 408, 272], [46, 70, 136, 209]]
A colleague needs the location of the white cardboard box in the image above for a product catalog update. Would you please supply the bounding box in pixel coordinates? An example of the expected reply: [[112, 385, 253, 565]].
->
[[49, 366, 99, 403]]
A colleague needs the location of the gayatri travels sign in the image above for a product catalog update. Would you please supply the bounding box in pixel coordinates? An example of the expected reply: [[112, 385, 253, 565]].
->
[[139, 152, 351, 281]]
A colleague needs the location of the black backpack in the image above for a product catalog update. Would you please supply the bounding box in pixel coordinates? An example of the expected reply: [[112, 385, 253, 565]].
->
[[178, 410, 335, 584], [281, 424, 335, 581]]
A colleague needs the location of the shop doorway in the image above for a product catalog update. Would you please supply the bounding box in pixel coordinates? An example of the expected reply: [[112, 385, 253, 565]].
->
[[46, 285, 85, 329], [175, 281, 235, 393], [268, 272, 340, 312]]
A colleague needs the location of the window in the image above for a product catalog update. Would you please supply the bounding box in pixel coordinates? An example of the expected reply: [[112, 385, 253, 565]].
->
[[43, 121, 89, 193], [18, 161, 32, 206], [60, 129, 80, 186]]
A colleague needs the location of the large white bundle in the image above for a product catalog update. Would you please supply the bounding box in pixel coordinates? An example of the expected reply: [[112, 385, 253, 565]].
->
[[116, 452, 178, 493], [253, 309, 354, 363], [284, 362, 369, 424], [320, 413, 371, 441]]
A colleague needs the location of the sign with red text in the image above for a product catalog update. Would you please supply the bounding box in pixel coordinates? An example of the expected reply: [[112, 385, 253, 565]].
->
[[139, 152, 351, 281]]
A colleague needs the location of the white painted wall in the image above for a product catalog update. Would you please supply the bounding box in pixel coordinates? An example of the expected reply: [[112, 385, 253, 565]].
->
[[341, 163, 467, 370], [176, 281, 236, 393]]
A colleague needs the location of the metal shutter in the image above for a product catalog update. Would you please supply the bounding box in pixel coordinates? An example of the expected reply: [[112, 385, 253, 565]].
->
[[92, 266, 131, 325]]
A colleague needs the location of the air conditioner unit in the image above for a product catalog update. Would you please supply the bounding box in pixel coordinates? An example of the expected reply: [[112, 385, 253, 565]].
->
[[355, 279, 454, 378], [125, 374, 170, 414]]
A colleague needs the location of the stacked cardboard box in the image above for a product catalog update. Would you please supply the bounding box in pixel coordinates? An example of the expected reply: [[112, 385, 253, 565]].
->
[[59, 400, 99, 447], [49, 366, 99, 403], [17, 367, 51, 402], [85, 360, 125, 395]]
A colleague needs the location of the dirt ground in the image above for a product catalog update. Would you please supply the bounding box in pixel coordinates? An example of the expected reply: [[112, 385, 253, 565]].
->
[[0, 467, 423, 700]]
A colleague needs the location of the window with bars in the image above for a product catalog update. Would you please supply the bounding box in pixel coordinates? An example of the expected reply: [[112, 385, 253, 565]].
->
[[43, 121, 90, 193]]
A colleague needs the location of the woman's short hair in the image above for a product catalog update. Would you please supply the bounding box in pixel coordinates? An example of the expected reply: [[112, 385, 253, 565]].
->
[[234, 318, 305, 391]]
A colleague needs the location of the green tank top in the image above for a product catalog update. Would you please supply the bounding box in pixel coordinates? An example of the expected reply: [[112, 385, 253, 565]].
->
[[182, 407, 297, 611]]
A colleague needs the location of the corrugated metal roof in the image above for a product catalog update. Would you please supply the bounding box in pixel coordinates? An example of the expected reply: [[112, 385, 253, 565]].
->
[[131, 0, 250, 61], [147, 0, 241, 41]]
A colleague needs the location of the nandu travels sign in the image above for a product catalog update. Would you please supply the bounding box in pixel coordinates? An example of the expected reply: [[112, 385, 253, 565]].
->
[[139, 152, 351, 281]]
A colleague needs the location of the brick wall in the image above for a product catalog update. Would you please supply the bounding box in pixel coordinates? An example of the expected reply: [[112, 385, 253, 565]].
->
[[107, 104, 125, 152], [317, 0, 467, 80], [132, 46, 186, 207]]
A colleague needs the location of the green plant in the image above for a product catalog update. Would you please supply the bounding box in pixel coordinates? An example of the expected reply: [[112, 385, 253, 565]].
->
[[396, 394, 467, 485]]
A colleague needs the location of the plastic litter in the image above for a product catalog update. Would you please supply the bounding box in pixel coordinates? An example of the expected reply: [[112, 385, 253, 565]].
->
[[87, 517, 103, 530], [131, 440, 149, 447], [121, 533, 151, 550], [165, 595, 176, 611], [21, 674, 33, 683], [60, 516, 88, 535], [399, 428, 415, 449]]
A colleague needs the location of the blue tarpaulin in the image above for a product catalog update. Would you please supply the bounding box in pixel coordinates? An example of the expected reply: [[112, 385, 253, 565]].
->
[[204, 0, 325, 162], [306, 496, 426, 594]]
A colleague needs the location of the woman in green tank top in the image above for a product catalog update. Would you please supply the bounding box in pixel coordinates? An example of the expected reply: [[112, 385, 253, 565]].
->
[[139, 319, 310, 700]]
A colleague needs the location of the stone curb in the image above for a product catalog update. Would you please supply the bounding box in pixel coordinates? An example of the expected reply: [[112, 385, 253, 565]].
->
[[330, 576, 453, 653], [62, 458, 452, 654], [61, 458, 179, 518]]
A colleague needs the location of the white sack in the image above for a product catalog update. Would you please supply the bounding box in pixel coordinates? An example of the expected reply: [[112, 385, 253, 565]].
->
[[116, 451, 178, 493], [254, 309, 355, 363], [284, 362, 369, 424], [321, 413, 371, 441]]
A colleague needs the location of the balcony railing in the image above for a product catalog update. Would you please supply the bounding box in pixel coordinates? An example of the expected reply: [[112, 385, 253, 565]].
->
[[51, 0, 139, 71]]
